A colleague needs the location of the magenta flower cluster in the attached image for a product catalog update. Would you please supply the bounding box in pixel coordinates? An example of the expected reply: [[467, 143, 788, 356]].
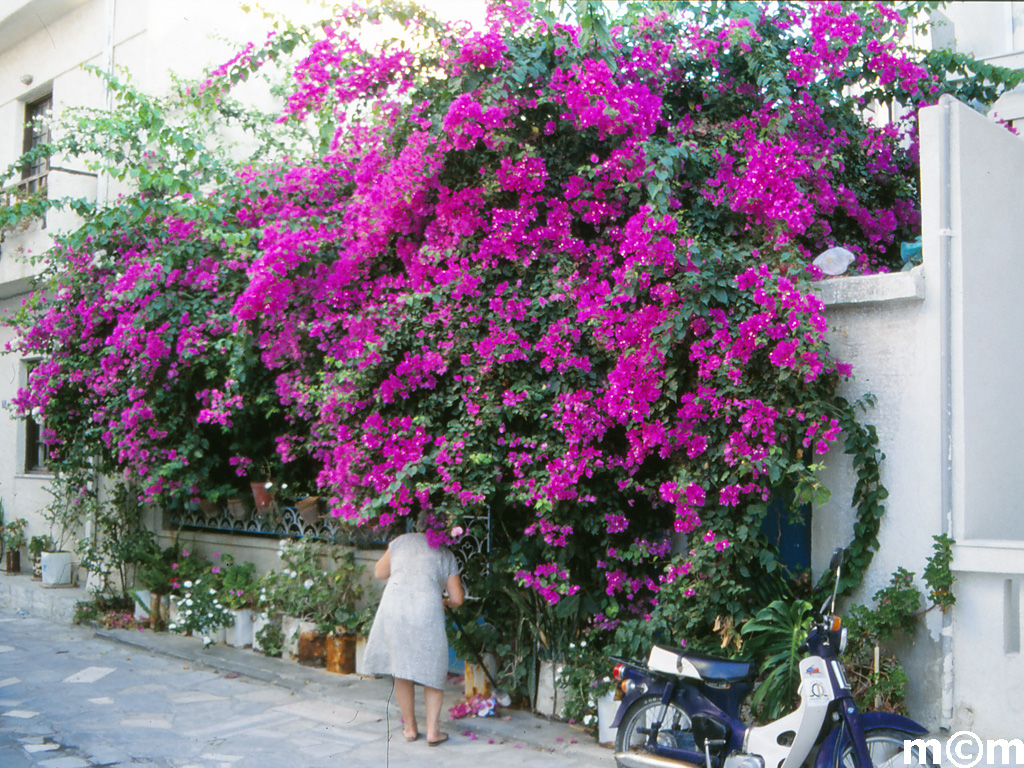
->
[[9, 0, 948, 634]]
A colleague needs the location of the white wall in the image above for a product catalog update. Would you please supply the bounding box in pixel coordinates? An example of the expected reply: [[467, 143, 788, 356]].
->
[[814, 269, 945, 729], [933, 97, 1024, 738], [813, 98, 1024, 738], [0, 294, 57, 542]]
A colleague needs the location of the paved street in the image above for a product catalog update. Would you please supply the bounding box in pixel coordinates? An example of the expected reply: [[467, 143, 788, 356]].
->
[[0, 607, 611, 768]]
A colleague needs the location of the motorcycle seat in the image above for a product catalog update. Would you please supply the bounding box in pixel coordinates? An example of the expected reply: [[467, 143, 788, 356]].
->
[[685, 652, 755, 683], [649, 646, 755, 683]]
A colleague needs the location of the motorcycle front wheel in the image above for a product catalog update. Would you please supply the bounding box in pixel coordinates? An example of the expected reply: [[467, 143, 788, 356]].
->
[[839, 727, 938, 768], [614, 693, 695, 768]]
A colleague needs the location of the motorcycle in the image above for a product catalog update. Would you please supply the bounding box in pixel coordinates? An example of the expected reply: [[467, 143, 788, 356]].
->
[[609, 549, 936, 768]]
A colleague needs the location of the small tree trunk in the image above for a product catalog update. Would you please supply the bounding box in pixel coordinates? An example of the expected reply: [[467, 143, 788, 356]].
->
[[150, 593, 164, 631]]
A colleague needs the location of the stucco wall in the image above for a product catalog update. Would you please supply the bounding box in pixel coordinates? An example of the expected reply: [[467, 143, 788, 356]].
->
[[935, 97, 1024, 738], [0, 294, 60, 544], [813, 268, 945, 730], [813, 98, 1024, 738]]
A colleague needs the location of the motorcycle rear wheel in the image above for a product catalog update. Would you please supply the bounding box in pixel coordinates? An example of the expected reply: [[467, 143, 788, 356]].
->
[[839, 727, 938, 768], [614, 693, 695, 768]]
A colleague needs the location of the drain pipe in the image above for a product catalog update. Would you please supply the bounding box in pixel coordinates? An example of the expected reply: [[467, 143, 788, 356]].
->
[[936, 95, 955, 732], [85, 0, 118, 576], [94, 0, 117, 207]]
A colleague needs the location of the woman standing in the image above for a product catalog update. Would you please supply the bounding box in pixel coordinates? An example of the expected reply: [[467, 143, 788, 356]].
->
[[362, 527, 464, 746]]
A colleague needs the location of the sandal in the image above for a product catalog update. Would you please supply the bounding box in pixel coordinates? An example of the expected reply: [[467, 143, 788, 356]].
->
[[427, 733, 449, 747]]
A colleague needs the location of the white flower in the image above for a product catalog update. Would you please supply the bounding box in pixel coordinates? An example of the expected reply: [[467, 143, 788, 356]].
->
[[184, 581, 193, 588], [303, 579, 314, 589], [185, 599, 193, 607], [584, 715, 596, 725], [209, 589, 216, 595]]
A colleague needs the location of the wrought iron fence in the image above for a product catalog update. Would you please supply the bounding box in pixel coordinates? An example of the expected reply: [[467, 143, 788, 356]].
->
[[168, 499, 388, 549], [169, 500, 492, 572]]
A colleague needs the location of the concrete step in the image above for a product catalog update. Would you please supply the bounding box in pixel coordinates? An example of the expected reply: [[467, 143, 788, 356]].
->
[[0, 571, 87, 624]]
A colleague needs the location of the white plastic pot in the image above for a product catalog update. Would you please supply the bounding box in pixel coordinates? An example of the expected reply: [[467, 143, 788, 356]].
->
[[535, 661, 565, 717], [40, 551, 73, 587], [597, 690, 620, 744], [225, 609, 255, 648], [133, 589, 152, 622], [355, 635, 368, 675]]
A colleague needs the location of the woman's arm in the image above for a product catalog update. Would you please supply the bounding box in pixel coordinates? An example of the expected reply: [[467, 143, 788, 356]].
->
[[445, 574, 465, 610], [373, 548, 391, 580]]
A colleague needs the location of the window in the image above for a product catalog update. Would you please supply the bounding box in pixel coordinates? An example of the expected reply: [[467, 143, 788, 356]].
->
[[22, 362, 50, 474], [20, 93, 52, 194], [24, 411, 49, 473]]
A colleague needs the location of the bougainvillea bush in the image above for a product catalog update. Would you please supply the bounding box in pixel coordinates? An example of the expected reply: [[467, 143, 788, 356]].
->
[[4, 1, 1019, 701]]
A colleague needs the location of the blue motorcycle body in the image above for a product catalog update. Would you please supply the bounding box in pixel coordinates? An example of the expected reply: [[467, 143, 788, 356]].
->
[[610, 552, 934, 768]]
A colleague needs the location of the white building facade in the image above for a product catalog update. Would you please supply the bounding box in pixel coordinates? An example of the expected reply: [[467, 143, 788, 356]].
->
[[0, 0, 327, 572]]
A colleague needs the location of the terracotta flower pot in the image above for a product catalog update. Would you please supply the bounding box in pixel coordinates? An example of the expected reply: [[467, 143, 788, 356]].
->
[[296, 496, 322, 526], [250, 482, 276, 516], [198, 499, 220, 517], [226, 497, 248, 521]]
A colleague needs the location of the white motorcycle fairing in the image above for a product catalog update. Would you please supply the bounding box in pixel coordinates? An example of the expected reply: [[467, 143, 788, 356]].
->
[[743, 656, 834, 768]]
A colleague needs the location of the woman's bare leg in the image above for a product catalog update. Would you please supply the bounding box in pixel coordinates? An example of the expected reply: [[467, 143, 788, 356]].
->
[[424, 685, 444, 742], [394, 677, 418, 738]]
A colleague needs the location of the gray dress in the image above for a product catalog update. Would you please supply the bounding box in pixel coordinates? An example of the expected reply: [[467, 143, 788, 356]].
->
[[363, 533, 460, 689]]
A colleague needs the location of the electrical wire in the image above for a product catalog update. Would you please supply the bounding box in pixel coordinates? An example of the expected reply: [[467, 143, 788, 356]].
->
[[385, 676, 394, 768]]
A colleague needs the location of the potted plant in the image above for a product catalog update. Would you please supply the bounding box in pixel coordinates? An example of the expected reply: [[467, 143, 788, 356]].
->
[[168, 566, 234, 648], [556, 645, 619, 741], [252, 570, 282, 654], [39, 472, 94, 588], [296, 496, 323, 527], [249, 465, 284, 521], [325, 610, 357, 674], [2, 518, 28, 574], [215, 554, 258, 647], [28, 534, 54, 580], [133, 535, 181, 630], [269, 538, 365, 662]]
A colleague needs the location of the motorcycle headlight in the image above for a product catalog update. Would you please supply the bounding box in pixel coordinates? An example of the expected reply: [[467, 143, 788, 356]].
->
[[839, 626, 848, 653]]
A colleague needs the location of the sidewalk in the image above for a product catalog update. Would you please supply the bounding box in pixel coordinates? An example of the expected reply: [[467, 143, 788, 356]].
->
[[0, 571, 611, 762], [95, 623, 608, 756]]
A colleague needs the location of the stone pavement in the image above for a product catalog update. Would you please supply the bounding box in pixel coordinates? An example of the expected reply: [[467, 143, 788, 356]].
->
[[0, 578, 613, 768]]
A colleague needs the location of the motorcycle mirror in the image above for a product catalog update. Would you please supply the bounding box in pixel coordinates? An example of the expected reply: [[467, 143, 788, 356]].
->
[[828, 548, 844, 573], [826, 548, 844, 616]]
